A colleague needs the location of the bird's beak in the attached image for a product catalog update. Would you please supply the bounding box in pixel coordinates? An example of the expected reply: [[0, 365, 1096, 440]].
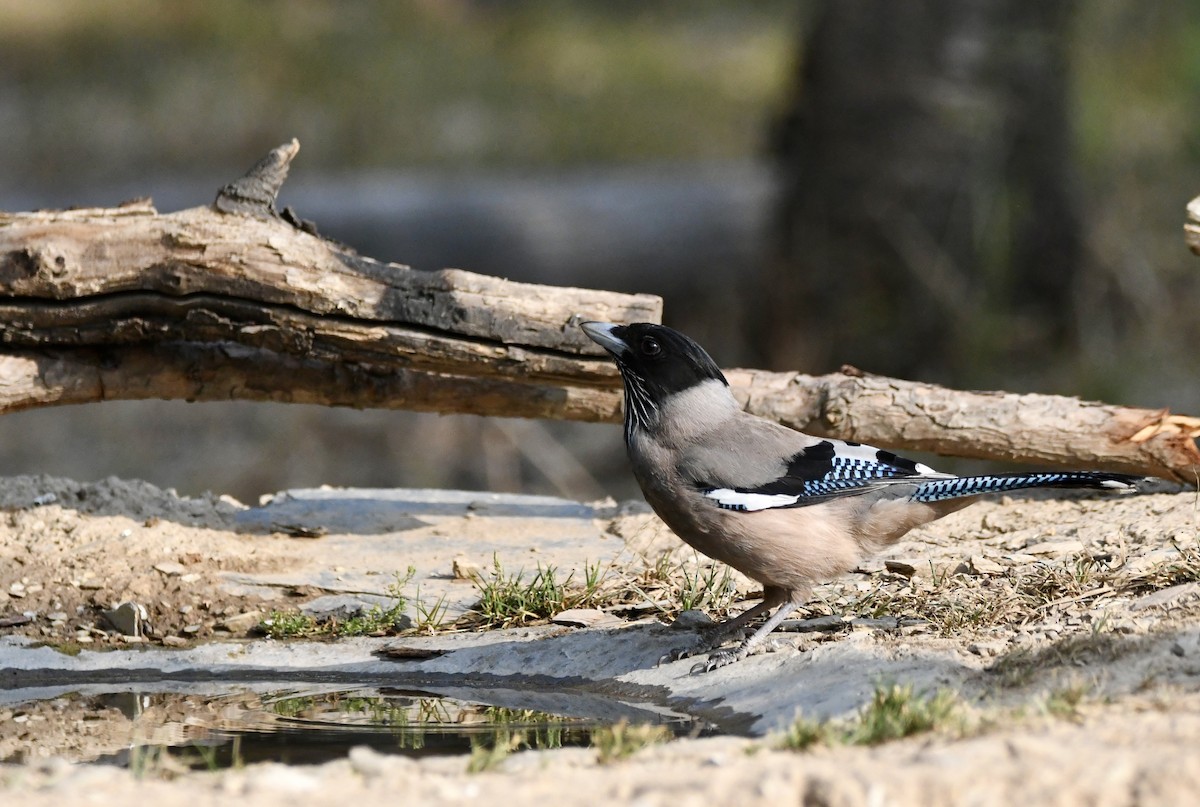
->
[[580, 321, 629, 357]]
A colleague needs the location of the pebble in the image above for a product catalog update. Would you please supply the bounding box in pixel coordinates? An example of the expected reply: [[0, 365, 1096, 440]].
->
[[218, 611, 265, 634], [153, 561, 187, 576], [970, 555, 1007, 576], [183, 624, 202, 634], [452, 556, 484, 581], [884, 560, 919, 577], [968, 640, 1007, 657], [161, 635, 189, 648], [100, 602, 148, 637]]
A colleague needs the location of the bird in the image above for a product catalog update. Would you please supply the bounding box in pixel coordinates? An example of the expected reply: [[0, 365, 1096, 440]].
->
[[580, 320, 1140, 672]]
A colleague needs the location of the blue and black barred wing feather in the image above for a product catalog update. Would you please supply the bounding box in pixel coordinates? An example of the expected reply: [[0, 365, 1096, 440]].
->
[[909, 471, 1138, 503], [700, 440, 951, 512]]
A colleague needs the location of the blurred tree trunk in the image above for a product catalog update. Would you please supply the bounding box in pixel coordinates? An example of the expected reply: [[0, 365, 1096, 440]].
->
[[761, 0, 1080, 384]]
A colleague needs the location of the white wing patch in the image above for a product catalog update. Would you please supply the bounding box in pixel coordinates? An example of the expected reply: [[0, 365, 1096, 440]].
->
[[828, 440, 940, 476], [703, 488, 800, 512]]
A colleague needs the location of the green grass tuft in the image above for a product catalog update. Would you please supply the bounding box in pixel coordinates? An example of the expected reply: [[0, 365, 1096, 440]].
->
[[780, 684, 963, 751]]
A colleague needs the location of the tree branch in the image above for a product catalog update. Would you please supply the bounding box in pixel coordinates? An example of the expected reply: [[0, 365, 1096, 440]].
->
[[0, 141, 1196, 485]]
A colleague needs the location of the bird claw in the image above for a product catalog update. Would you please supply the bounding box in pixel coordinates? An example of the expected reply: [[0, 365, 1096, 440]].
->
[[658, 643, 704, 666], [687, 638, 792, 674], [690, 646, 748, 674]]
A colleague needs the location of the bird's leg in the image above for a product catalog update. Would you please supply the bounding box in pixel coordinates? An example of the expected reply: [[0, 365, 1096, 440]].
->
[[692, 599, 801, 674], [706, 599, 777, 643], [659, 587, 788, 666]]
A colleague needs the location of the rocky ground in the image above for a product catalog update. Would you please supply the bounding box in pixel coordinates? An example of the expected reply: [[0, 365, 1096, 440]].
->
[[1, 473, 1199, 805]]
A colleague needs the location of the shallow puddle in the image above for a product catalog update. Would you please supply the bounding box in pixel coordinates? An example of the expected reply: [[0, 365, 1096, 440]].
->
[[4, 686, 714, 769]]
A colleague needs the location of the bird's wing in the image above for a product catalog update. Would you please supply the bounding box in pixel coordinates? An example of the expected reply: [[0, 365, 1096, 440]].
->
[[692, 436, 954, 512]]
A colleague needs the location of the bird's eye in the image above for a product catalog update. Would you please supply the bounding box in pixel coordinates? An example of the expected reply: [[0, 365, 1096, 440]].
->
[[640, 336, 662, 357]]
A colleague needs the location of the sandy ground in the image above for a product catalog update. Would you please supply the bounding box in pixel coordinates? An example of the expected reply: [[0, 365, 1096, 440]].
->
[[1, 473, 1200, 805]]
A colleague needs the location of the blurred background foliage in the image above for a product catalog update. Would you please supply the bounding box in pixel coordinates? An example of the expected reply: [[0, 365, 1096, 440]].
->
[[0, 0, 1197, 502]]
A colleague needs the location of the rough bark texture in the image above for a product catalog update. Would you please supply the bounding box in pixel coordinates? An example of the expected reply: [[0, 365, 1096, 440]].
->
[[726, 368, 1200, 485], [0, 141, 1196, 484], [0, 142, 659, 423]]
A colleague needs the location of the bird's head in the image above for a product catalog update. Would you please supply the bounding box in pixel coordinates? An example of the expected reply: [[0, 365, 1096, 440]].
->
[[580, 321, 729, 438]]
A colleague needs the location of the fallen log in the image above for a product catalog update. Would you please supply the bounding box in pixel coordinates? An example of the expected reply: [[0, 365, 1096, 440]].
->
[[0, 140, 1196, 484], [0, 140, 658, 423]]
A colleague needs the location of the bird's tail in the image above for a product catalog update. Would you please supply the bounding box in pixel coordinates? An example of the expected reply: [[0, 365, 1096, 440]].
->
[[909, 471, 1140, 504]]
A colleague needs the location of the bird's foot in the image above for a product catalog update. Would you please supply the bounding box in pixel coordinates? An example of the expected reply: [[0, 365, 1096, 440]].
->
[[690, 646, 748, 674], [688, 638, 791, 674], [658, 619, 748, 667], [658, 641, 710, 666]]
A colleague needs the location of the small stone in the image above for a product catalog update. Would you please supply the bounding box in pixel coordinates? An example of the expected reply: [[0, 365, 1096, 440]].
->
[[153, 562, 187, 576], [47, 611, 67, 622], [0, 613, 33, 627], [884, 560, 919, 577], [161, 636, 189, 648], [970, 555, 1006, 576], [31, 492, 58, 507], [452, 556, 484, 581], [968, 640, 1006, 657], [183, 624, 202, 634], [218, 611, 265, 634], [179, 574, 202, 583], [1172, 642, 1186, 657], [100, 602, 148, 637]]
